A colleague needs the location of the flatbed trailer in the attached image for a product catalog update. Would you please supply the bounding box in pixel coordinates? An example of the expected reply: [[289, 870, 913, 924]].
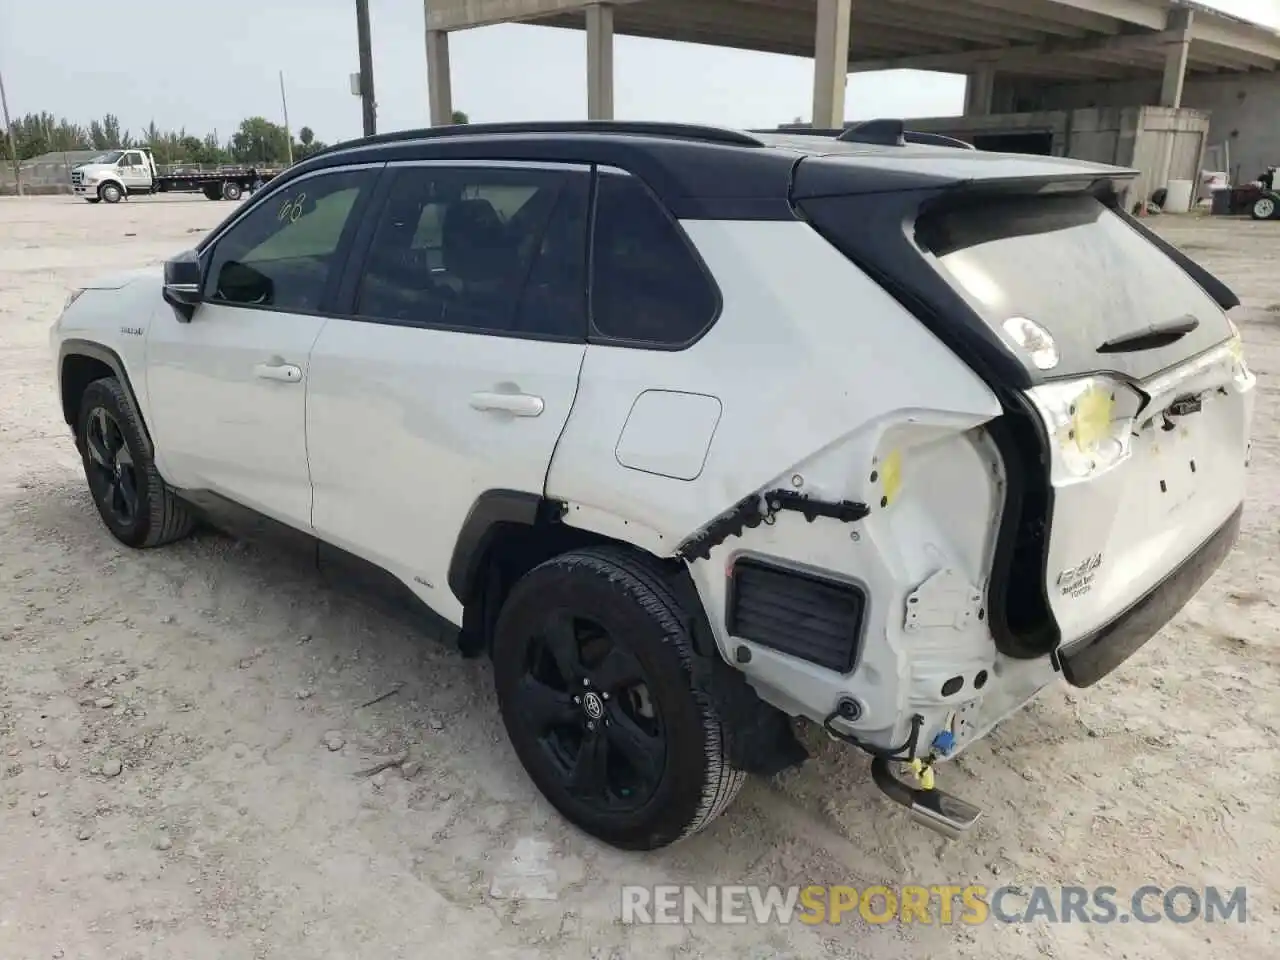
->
[[153, 169, 278, 201], [71, 147, 282, 204]]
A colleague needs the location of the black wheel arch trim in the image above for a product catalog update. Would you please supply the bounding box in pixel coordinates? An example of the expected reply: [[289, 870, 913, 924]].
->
[[448, 489, 551, 605], [447, 490, 726, 663], [58, 339, 154, 454]]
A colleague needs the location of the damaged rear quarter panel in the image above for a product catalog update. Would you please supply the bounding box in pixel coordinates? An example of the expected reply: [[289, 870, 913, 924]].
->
[[546, 219, 1014, 741]]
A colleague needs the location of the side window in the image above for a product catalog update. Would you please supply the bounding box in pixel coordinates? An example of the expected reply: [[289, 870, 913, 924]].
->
[[355, 165, 588, 338], [590, 172, 718, 347], [203, 169, 372, 313]]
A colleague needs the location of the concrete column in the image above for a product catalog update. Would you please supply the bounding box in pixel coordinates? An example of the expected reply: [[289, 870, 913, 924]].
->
[[965, 66, 995, 116], [1159, 8, 1194, 108], [812, 0, 852, 129], [426, 29, 454, 126], [586, 3, 615, 120]]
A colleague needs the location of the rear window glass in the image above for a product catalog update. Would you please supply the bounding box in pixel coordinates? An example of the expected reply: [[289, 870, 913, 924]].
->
[[590, 173, 719, 347], [917, 194, 1232, 380]]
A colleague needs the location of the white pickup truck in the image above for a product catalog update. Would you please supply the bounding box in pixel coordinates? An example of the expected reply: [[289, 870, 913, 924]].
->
[[72, 147, 271, 204]]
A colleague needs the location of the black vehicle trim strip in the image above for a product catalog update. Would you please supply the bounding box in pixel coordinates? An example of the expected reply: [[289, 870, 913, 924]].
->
[[174, 488, 462, 641], [447, 489, 549, 605], [1112, 202, 1241, 312], [331, 162, 399, 316], [58, 339, 154, 454]]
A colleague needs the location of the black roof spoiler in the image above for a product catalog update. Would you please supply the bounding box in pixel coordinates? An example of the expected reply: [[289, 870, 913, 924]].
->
[[762, 119, 977, 151]]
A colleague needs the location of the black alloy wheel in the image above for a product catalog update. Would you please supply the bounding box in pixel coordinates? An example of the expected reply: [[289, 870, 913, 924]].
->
[[516, 609, 666, 811], [493, 547, 746, 850], [75, 376, 194, 548], [83, 406, 140, 529]]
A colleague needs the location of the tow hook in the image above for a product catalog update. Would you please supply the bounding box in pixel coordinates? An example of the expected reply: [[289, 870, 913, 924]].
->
[[870, 756, 982, 840]]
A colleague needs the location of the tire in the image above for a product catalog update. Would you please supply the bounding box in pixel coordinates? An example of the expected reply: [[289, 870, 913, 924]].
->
[[98, 182, 123, 204], [202, 185, 221, 201], [1252, 196, 1277, 221], [76, 377, 194, 549], [221, 180, 243, 201], [492, 546, 746, 850]]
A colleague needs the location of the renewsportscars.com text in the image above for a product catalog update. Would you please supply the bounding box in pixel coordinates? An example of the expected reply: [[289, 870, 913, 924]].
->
[[620, 884, 1248, 926]]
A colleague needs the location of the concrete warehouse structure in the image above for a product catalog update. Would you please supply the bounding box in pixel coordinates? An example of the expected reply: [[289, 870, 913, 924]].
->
[[423, 0, 1280, 201]]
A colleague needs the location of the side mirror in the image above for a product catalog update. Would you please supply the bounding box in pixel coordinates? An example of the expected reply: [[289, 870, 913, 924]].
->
[[162, 250, 203, 322]]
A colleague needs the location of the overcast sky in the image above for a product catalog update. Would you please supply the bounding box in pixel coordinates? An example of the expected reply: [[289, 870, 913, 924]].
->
[[2, 0, 1278, 146]]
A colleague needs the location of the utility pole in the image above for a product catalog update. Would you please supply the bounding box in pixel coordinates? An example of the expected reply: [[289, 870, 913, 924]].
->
[[355, 0, 377, 136], [279, 70, 294, 165], [0, 67, 21, 196]]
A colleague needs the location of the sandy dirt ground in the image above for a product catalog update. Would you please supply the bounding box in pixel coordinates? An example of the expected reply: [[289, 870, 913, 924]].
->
[[1, 194, 1277, 960]]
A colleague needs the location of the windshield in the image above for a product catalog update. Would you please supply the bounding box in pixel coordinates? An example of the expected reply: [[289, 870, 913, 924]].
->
[[917, 193, 1233, 381], [89, 151, 124, 164]]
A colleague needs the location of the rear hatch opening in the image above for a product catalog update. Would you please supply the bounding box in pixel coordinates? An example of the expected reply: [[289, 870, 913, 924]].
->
[[792, 153, 1250, 662]]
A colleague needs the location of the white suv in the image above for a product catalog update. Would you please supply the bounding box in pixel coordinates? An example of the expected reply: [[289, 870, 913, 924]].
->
[[51, 121, 1254, 851]]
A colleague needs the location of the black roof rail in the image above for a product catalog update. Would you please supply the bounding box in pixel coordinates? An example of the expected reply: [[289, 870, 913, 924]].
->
[[315, 120, 765, 159], [753, 127, 847, 138]]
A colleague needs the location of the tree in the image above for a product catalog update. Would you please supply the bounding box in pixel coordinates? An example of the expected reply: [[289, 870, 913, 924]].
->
[[230, 116, 290, 165], [4, 112, 91, 160], [102, 114, 122, 149], [451, 110, 469, 125], [292, 124, 327, 161], [3, 106, 318, 168], [202, 132, 225, 162], [84, 114, 131, 152]]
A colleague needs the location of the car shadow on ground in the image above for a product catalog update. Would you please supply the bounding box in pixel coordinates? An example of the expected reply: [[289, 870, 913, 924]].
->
[[13, 475, 1063, 880]]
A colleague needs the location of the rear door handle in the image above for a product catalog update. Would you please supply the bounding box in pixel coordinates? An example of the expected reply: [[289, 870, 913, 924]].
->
[[253, 362, 303, 383], [469, 391, 545, 417]]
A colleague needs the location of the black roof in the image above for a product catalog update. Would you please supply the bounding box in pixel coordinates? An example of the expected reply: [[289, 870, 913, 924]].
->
[[273, 120, 1132, 221], [288, 121, 798, 220]]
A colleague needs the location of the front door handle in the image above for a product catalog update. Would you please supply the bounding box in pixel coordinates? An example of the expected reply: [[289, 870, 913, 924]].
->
[[253, 362, 303, 383], [469, 391, 545, 417]]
